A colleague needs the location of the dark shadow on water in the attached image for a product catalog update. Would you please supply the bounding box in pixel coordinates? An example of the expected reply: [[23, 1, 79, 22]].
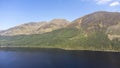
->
[[0, 47, 120, 68]]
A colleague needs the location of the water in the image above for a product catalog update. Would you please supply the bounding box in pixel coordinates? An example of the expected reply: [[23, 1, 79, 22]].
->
[[0, 48, 120, 68]]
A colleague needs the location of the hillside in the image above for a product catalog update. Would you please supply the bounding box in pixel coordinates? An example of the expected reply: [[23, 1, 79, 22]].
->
[[69, 11, 120, 40], [69, 11, 120, 31], [0, 11, 120, 51], [0, 19, 69, 36]]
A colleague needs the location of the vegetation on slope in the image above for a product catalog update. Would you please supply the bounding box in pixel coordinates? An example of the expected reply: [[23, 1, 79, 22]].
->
[[0, 27, 120, 51]]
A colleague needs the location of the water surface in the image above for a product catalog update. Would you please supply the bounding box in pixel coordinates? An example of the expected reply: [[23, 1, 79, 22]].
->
[[0, 48, 120, 68]]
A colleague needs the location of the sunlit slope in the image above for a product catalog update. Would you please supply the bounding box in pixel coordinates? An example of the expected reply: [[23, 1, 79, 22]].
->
[[0, 11, 120, 51]]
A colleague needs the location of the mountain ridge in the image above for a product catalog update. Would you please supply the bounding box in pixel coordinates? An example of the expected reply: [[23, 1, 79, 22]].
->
[[0, 19, 69, 36], [0, 11, 120, 40], [69, 11, 120, 30]]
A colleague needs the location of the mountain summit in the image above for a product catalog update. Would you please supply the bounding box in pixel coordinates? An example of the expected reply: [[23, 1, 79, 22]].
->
[[69, 11, 120, 32]]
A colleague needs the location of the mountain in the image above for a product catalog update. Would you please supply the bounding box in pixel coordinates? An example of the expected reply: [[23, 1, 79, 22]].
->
[[0, 11, 120, 51], [69, 11, 120, 31], [68, 11, 120, 40], [1, 11, 120, 36], [0, 19, 69, 36], [0, 30, 3, 35], [36, 19, 69, 34]]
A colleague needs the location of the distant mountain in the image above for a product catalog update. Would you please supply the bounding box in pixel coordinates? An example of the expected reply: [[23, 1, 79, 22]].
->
[[69, 11, 120, 31], [0, 19, 69, 36], [0, 30, 3, 34], [68, 11, 120, 40], [36, 19, 69, 34]]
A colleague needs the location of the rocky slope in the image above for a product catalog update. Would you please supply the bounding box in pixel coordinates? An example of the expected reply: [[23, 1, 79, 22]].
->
[[69, 11, 120, 30], [68, 11, 120, 40]]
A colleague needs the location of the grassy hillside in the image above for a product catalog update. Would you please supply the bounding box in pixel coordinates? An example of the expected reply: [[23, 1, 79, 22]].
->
[[0, 27, 120, 51]]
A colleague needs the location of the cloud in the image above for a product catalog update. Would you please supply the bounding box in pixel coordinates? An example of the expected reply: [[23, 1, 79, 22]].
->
[[109, 1, 120, 6], [94, 0, 120, 7], [95, 0, 112, 4]]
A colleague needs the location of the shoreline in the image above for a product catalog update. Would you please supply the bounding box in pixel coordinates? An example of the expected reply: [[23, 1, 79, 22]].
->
[[0, 46, 120, 52]]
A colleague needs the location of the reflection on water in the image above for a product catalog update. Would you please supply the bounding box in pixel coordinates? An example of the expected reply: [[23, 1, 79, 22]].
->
[[0, 48, 120, 68]]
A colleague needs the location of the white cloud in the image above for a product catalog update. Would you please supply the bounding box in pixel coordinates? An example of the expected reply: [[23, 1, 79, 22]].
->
[[95, 0, 112, 4], [81, 0, 120, 7], [109, 1, 120, 6]]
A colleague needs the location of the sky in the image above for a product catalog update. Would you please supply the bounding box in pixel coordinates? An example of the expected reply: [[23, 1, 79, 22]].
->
[[0, 0, 120, 30]]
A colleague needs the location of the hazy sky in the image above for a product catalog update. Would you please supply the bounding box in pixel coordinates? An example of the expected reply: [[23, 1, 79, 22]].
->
[[0, 0, 120, 30]]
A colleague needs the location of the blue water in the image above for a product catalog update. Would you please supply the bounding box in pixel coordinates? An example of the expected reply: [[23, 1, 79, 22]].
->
[[0, 48, 120, 68]]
